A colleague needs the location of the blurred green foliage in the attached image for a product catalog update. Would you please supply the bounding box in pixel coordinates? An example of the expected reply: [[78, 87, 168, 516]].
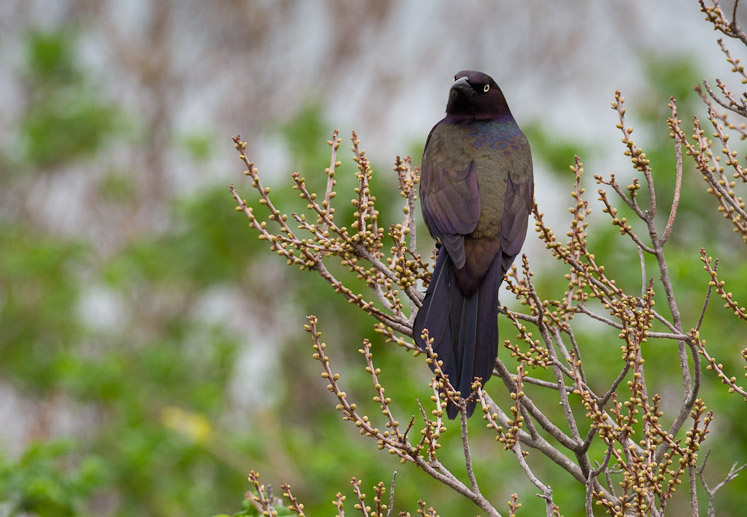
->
[[0, 223, 88, 392], [0, 441, 105, 516], [0, 24, 744, 517], [17, 30, 123, 169]]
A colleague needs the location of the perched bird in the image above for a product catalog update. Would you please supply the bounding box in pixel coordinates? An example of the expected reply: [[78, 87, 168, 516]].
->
[[413, 70, 533, 419]]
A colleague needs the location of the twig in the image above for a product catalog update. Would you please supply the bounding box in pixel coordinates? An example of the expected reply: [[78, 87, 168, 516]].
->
[[698, 449, 747, 517], [661, 98, 683, 245], [585, 443, 614, 517], [696, 253, 716, 331], [387, 470, 397, 517], [511, 440, 556, 517], [460, 407, 480, 494]]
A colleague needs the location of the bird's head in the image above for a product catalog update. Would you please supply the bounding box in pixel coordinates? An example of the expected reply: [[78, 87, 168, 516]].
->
[[445, 70, 510, 121]]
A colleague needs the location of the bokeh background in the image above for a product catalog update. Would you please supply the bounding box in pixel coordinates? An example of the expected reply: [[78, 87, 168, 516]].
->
[[1, 0, 745, 515]]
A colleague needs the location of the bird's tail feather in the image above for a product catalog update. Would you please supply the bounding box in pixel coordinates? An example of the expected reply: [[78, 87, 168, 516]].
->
[[464, 257, 503, 417], [413, 251, 459, 370], [414, 252, 504, 419], [449, 293, 478, 419]]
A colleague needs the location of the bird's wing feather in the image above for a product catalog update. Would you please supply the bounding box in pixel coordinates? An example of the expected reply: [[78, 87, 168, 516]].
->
[[500, 149, 534, 272], [420, 126, 481, 269]]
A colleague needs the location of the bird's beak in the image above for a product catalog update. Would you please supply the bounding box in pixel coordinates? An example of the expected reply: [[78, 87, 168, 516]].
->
[[450, 76, 474, 97]]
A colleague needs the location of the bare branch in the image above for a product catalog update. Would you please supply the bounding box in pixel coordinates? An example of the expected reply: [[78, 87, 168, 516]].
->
[[698, 450, 747, 517], [661, 98, 684, 245], [387, 471, 397, 517], [460, 407, 480, 494]]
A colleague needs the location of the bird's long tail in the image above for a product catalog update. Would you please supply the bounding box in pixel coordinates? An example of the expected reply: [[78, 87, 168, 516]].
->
[[414, 252, 503, 418], [414, 251, 459, 375]]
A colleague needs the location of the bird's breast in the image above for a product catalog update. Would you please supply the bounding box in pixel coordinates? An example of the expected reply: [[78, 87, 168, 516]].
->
[[466, 117, 524, 152]]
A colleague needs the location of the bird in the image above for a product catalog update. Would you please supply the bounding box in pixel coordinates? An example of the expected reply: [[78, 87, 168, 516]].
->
[[413, 70, 534, 419]]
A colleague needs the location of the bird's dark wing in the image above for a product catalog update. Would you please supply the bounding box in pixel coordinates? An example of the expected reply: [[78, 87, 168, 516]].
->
[[500, 148, 534, 273], [420, 126, 481, 269]]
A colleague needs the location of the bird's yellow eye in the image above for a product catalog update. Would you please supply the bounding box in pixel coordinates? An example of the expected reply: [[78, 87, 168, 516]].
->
[[483, 84, 490, 92]]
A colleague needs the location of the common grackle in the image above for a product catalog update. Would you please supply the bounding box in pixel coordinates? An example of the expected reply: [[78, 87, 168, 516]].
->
[[413, 70, 534, 419]]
